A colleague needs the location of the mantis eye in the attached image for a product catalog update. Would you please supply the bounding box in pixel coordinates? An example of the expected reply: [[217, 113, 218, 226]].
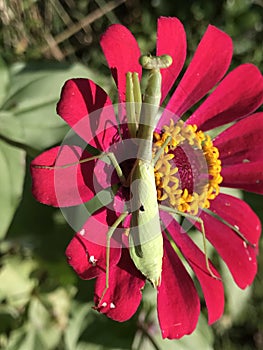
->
[[139, 54, 173, 70]]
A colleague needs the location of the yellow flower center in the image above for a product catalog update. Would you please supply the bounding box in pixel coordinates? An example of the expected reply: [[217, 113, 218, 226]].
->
[[153, 119, 223, 215]]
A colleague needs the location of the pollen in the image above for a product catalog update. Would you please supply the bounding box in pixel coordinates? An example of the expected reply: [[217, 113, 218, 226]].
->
[[153, 119, 223, 215]]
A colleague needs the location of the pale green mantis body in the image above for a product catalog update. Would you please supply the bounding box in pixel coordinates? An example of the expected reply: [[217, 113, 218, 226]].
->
[[127, 55, 173, 288], [98, 54, 174, 297], [95, 53, 254, 297], [34, 53, 255, 301]]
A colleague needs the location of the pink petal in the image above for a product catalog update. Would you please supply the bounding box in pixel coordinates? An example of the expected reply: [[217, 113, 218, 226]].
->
[[100, 24, 142, 103], [66, 230, 121, 280], [188, 64, 263, 131], [157, 237, 200, 339], [79, 207, 124, 249], [156, 17, 186, 104], [200, 194, 261, 289], [94, 248, 145, 322], [160, 212, 224, 325], [214, 112, 263, 165], [93, 136, 139, 190], [213, 112, 263, 194], [57, 78, 119, 151], [66, 206, 123, 280], [31, 145, 95, 207], [221, 162, 263, 194], [164, 25, 232, 119]]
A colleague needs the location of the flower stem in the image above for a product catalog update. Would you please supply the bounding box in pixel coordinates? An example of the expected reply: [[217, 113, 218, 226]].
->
[[137, 323, 161, 350]]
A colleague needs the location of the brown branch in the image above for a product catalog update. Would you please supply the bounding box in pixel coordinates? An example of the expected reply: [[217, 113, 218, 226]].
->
[[41, 0, 126, 54], [43, 33, 65, 60]]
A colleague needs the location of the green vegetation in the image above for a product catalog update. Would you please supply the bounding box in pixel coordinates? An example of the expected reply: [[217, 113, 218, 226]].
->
[[0, 1, 262, 349]]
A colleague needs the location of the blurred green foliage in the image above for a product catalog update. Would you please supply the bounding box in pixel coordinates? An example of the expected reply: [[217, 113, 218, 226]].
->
[[0, 1, 263, 349]]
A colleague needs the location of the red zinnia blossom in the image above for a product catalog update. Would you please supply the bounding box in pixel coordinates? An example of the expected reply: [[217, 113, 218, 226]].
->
[[31, 17, 263, 339]]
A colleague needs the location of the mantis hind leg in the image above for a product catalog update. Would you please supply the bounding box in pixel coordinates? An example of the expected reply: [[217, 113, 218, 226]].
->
[[33, 151, 126, 185], [98, 211, 129, 305], [159, 204, 220, 280]]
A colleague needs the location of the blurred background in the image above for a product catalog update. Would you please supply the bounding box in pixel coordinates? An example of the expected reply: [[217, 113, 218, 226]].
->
[[0, 0, 263, 349]]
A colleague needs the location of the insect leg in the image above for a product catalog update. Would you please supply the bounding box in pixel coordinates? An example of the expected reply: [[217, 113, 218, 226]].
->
[[98, 211, 129, 304], [203, 208, 255, 248], [126, 72, 142, 138], [32, 151, 127, 184], [159, 204, 220, 280]]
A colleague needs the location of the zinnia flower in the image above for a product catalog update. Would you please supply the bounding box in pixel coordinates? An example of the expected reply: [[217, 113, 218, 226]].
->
[[31, 17, 263, 339]]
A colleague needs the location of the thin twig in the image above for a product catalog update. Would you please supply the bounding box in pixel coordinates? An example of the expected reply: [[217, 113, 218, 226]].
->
[[43, 33, 65, 60], [41, 0, 126, 53]]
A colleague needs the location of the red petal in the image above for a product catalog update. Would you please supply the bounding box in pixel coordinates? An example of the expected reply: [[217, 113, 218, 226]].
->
[[212, 112, 263, 194], [213, 112, 263, 194], [93, 135, 139, 190], [188, 65, 263, 131], [57, 78, 119, 151], [214, 113, 263, 165], [79, 207, 124, 249], [94, 248, 145, 321], [200, 194, 261, 289], [66, 231, 121, 280], [164, 25, 232, 118], [31, 145, 95, 207], [66, 207, 123, 279], [157, 237, 200, 339], [100, 24, 142, 103], [221, 162, 263, 194], [156, 17, 186, 104], [160, 212, 224, 325]]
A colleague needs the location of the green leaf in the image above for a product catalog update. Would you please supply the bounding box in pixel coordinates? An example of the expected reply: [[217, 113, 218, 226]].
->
[[27, 296, 62, 349], [220, 259, 252, 323], [76, 314, 136, 350], [0, 139, 26, 239], [1, 62, 109, 150], [6, 62, 109, 102], [0, 57, 10, 106], [0, 256, 36, 307], [0, 109, 66, 151], [5, 295, 65, 350], [64, 302, 93, 350], [0, 111, 27, 145], [0, 304, 20, 333], [4, 326, 27, 350], [134, 312, 214, 350]]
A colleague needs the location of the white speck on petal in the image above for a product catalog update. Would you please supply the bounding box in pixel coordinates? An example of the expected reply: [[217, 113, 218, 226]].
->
[[243, 241, 248, 249], [89, 256, 97, 265], [242, 159, 250, 163], [225, 202, 230, 207], [79, 229, 85, 236], [249, 257, 252, 261], [256, 180, 260, 184], [101, 302, 107, 307], [110, 302, 116, 309]]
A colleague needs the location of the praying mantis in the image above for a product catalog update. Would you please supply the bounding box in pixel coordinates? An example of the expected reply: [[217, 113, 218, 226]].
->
[[92, 53, 255, 297], [33, 53, 256, 301]]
